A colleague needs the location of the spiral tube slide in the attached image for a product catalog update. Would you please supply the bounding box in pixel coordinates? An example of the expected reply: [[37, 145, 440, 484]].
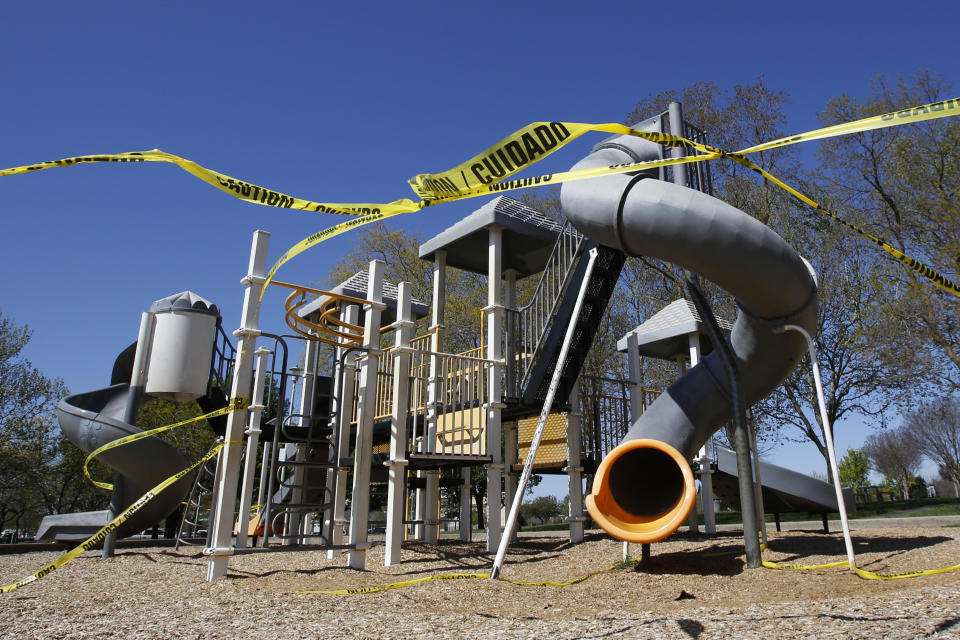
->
[[47, 384, 193, 539], [560, 130, 818, 543]]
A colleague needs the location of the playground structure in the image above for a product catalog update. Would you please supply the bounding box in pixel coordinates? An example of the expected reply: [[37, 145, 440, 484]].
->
[[39, 102, 856, 581]]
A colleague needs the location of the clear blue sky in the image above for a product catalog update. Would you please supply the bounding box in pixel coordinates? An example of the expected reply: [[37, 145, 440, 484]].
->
[[2, 1, 957, 496]]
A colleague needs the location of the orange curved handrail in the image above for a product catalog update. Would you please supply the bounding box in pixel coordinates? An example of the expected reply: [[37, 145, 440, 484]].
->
[[269, 280, 364, 346]]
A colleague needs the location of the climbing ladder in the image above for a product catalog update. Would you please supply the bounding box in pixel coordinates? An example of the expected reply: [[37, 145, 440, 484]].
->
[[258, 342, 341, 547], [176, 452, 218, 548]]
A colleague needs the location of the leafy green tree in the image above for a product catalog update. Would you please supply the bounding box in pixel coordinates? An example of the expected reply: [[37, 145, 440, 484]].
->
[[519, 495, 564, 524], [135, 397, 218, 462], [325, 221, 486, 354], [837, 447, 871, 492], [0, 311, 96, 534]]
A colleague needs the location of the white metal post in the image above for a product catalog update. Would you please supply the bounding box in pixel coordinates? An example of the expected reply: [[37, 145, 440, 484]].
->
[[485, 226, 505, 553], [327, 304, 359, 559], [782, 323, 856, 570], [385, 282, 413, 566], [625, 332, 644, 421], [503, 421, 518, 541], [565, 379, 585, 544], [235, 345, 272, 548], [502, 270, 519, 523], [491, 249, 599, 579], [206, 229, 269, 582], [297, 339, 320, 542], [423, 251, 446, 544], [347, 260, 385, 570]]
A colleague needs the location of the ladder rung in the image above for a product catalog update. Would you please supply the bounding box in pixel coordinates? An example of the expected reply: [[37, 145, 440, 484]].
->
[[276, 460, 335, 468], [270, 502, 331, 511]]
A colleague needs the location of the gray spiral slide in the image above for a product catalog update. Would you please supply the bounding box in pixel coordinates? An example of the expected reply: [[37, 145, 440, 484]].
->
[[561, 126, 819, 543], [35, 383, 192, 541]]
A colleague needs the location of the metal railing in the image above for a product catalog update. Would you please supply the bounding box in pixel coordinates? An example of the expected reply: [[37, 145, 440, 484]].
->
[[408, 346, 491, 458], [505, 220, 584, 397], [579, 375, 661, 464], [208, 318, 236, 394]]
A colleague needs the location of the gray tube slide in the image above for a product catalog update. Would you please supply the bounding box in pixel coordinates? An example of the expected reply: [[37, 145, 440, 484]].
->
[[560, 128, 818, 543], [38, 384, 192, 540]]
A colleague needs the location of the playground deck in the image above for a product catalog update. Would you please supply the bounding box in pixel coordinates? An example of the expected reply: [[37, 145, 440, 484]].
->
[[2, 525, 958, 639]]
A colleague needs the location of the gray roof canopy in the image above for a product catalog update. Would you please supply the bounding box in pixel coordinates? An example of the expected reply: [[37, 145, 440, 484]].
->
[[298, 270, 429, 326], [418, 196, 566, 277], [617, 298, 733, 361]]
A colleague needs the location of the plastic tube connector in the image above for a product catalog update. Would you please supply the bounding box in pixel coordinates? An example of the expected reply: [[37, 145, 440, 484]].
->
[[585, 438, 696, 543]]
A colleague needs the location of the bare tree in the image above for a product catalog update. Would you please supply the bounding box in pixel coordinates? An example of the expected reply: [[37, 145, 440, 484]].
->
[[863, 426, 921, 499], [817, 71, 960, 394], [903, 396, 960, 492]]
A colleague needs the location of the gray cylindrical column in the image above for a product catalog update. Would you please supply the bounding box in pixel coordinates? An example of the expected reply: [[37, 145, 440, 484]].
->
[[668, 101, 688, 188]]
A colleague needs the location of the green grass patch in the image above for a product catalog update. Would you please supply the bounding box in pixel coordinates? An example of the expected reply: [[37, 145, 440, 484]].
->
[[706, 497, 960, 525]]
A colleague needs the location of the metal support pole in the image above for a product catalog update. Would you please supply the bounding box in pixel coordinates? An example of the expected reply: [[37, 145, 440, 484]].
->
[[780, 323, 856, 570], [296, 339, 320, 543], [422, 250, 446, 543], [491, 249, 599, 579], [385, 282, 413, 566], [565, 379, 585, 544], [206, 229, 269, 581], [503, 420, 518, 541], [684, 271, 761, 569], [747, 410, 768, 546], [347, 260, 385, 570], [235, 346, 271, 548], [104, 311, 155, 558], [668, 101, 688, 188], [503, 269, 519, 524], [485, 227, 505, 554], [625, 332, 644, 422], [327, 305, 359, 558], [686, 334, 701, 534]]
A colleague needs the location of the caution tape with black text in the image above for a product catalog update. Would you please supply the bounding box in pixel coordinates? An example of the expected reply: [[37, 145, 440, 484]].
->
[[2, 97, 960, 298]]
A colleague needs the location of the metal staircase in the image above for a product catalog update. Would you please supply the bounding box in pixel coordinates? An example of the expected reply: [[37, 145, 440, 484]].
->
[[505, 228, 626, 417], [505, 220, 584, 400]]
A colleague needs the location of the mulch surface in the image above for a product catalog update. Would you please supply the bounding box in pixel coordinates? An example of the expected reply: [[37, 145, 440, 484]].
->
[[2, 526, 959, 639]]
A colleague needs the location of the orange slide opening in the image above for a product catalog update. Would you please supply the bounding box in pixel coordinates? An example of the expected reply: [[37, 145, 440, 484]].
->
[[586, 438, 696, 543]]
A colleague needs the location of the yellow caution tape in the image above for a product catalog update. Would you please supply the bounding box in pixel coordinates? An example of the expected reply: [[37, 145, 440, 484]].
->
[[2, 97, 959, 298], [853, 564, 960, 581], [738, 96, 960, 155], [0, 150, 402, 217], [760, 543, 960, 580], [295, 564, 617, 594], [0, 443, 225, 594], [83, 396, 248, 491], [258, 95, 960, 300], [295, 572, 489, 594], [762, 559, 848, 571]]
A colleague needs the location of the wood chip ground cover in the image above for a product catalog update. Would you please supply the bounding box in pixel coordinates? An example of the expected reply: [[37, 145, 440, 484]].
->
[[2, 527, 959, 639]]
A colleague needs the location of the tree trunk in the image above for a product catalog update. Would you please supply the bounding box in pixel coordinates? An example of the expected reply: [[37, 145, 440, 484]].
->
[[472, 489, 484, 530]]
